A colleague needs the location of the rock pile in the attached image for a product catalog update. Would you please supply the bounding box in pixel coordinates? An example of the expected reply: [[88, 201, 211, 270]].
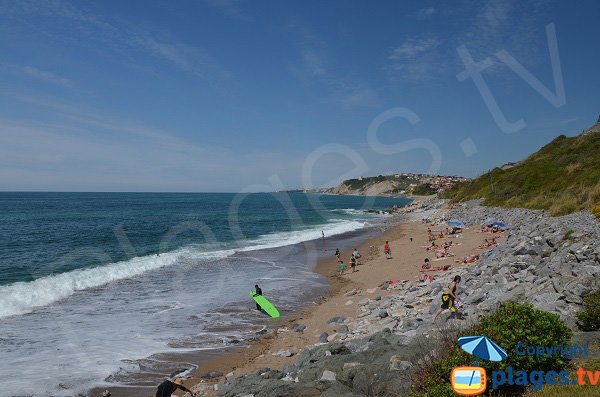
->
[[446, 200, 600, 328]]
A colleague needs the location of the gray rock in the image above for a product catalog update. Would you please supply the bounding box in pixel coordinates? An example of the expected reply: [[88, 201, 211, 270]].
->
[[328, 316, 347, 325], [291, 323, 306, 333], [273, 350, 294, 357], [202, 370, 223, 379], [320, 370, 337, 381], [318, 332, 329, 343]]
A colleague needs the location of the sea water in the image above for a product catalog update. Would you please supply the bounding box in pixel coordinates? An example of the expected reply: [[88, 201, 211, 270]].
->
[[0, 192, 409, 396]]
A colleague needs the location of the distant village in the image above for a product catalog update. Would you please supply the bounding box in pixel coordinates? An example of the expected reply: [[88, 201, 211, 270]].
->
[[393, 173, 470, 192], [280, 173, 470, 195]]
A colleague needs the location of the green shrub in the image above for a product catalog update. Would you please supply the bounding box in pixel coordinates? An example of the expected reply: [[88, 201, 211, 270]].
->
[[576, 289, 600, 331], [592, 203, 600, 220], [563, 229, 575, 240], [475, 302, 573, 373], [413, 183, 438, 195], [413, 302, 573, 396]]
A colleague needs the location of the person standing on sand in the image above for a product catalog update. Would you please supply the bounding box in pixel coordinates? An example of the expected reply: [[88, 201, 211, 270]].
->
[[339, 260, 345, 275], [350, 254, 357, 272], [384, 240, 392, 259], [322, 230, 325, 239], [432, 275, 461, 323], [155, 378, 194, 397], [335, 248, 340, 261], [254, 284, 263, 311]]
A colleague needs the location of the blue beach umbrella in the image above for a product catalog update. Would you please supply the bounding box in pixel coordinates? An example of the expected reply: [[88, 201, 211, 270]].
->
[[483, 217, 497, 226], [447, 219, 465, 228], [492, 221, 507, 229], [458, 336, 507, 362]]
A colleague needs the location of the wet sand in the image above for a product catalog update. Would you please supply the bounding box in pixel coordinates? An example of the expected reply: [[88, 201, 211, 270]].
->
[[92, 211, 500, 397]]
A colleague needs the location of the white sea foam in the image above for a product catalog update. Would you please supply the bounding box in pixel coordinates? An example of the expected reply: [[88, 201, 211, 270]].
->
[[331, 208, 366, 215], [238, 219, 366, 252], [0, 219, 366, 319], [0, 248, 231, 319]]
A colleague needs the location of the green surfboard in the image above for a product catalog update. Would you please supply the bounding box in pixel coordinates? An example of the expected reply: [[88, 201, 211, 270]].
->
[[250, 291, 280, 318]]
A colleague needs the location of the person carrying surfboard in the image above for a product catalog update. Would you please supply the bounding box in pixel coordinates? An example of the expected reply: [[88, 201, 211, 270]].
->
[[155, 377, 195, 397], [254, 285, 262, 311]]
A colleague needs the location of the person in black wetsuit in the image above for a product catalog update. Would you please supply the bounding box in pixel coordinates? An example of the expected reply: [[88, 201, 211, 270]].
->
[[156, 378, 194, 397], [254, 284, 263, 311]]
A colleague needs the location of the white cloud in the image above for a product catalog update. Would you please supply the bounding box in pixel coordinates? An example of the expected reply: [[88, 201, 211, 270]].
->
[[1, 63, 72, 87], [415, 7, 437, 19], [388, 38, 439, 61], [386, 37, 443, 81], [1, 0, 235, 89], [302, 49, 327, 76], [336, 87, 381, 108], [203, 0, 252, 21]]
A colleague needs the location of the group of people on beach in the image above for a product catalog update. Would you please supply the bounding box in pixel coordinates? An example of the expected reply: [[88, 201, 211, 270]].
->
[[335, 247, 361, 275]]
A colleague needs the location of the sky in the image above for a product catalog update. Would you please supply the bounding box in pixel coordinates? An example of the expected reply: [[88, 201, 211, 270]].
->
[[0, 0, 599, 192]]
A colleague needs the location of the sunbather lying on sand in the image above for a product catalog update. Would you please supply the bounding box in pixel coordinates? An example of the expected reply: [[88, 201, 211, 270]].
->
[[435, 247, 454, 258], [455, 254, 479, 264], [425, 241, 438, 251], [478, 237, 497, 249]]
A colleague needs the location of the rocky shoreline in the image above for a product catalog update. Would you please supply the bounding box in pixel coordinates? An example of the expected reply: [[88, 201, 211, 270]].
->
[[188, 199, 599, 397]]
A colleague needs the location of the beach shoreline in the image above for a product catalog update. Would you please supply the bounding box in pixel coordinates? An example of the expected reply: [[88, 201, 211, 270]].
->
[[87, 209, 408, 397], [94, 196, 494, 397]]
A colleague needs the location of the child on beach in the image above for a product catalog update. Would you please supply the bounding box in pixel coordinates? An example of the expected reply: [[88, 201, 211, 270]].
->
[[339, 260, 345, 275], [384, 241, 391, 259], [421, 258, 431, 269], [432, 275, 461, 323]]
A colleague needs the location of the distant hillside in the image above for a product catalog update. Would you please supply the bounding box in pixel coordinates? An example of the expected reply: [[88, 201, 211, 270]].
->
[[444, 117, 600, 218], [326, 173, 465, 196], [327, 175, 410, 196]]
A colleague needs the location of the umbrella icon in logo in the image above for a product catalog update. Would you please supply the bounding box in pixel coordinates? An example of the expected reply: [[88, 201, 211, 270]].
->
[[458, 336, 507, 362]]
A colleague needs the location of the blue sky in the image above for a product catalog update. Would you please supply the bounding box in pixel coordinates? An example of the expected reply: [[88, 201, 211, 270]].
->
[[0, 0, 599, 192]]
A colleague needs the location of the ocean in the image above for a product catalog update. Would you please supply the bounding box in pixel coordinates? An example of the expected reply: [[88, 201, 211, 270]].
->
[[0, 192, 410, 396]]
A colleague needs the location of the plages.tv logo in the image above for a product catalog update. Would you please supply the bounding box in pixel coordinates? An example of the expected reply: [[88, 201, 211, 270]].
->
[[450, 336, 507, 396]]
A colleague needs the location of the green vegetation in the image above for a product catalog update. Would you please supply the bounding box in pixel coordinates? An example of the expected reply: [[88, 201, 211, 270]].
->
[[563, 229, 575, 240], [443, 129, 600, 218], [344, 175, 389, 190], [341, 174, 419, 193], [412, 183, 438, 195], [576, 289, 600, 331], [412, 302, 573, 396]]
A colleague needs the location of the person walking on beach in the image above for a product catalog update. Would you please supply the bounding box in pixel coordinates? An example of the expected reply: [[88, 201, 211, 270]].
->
[[322, 230, 325, 239], [254, 284, 263, 311], [350, 254, 357, 272], [155, 378, 194, 397], [339, 260, 345, 276], [335, 248, 340, 261], [432, 275, 461, 323], [384, 240, 392, 259]]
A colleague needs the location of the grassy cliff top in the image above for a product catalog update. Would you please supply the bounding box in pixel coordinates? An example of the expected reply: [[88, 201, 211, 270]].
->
[[444, 121, 600, 217]]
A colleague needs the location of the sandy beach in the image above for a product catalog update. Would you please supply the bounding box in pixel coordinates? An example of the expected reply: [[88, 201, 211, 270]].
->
[[167, 209, 502, 397]]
